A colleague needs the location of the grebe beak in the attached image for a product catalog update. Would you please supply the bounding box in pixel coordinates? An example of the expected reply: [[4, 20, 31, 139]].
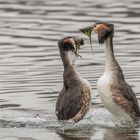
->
[[73, 37, 84, 47], [73, 37, 84, 58], [80, 26, 94, 48], [80, 26, 93, 37]]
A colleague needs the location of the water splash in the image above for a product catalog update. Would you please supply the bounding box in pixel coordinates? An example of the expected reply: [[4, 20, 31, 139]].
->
[[0, 108, 136, 130]]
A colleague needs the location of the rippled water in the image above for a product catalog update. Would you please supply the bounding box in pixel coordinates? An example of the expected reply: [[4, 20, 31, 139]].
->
[[0, 0, 140, 139]]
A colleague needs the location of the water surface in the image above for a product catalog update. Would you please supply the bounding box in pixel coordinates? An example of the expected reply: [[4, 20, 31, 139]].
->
[[0, 0, 140, 139]]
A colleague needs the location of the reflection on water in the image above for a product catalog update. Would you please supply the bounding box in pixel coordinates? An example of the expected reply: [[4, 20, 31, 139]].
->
[[103, 128, 139, 140], [0, 0, 140, 139], [58, 134, 90, 140], [57, 127, 93, 140]]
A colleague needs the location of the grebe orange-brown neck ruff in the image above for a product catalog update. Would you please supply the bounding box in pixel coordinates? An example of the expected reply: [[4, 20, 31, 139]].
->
[[80, 22, 140, 121], [56, 36, 91, 122]]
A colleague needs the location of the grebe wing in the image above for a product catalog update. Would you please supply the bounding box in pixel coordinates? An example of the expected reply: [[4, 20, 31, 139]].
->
[[111, 80, 140, 118], [55, 88, 65, 114], [56, 85, 91, 122], [55, 87, 82, 120], [71, 85, 91, 122]]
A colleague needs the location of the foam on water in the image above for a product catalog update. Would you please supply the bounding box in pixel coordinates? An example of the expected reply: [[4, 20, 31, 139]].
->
[[0, 108, 136, 130]]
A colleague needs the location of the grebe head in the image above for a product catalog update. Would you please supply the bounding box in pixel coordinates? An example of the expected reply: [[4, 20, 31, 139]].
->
[[58, 36, 84, 55], [80, 22, 114, 44]]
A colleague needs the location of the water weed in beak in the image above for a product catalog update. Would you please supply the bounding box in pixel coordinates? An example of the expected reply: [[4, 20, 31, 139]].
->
[[73, 38, 84, 58], [80, 27, 93, 49]]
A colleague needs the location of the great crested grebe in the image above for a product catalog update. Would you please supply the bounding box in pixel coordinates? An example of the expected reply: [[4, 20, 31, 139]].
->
[[80, 22, 140, 121], [56, 36, 91, 122]]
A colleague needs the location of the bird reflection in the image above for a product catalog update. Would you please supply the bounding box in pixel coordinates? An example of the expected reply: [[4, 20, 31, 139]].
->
[[57, 133, 91, 140], [103, 128, 139, 140]]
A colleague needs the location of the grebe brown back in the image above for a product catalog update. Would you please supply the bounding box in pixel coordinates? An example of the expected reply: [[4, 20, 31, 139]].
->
[[56, 36, 91, 122], [80, 22, 140, 121]]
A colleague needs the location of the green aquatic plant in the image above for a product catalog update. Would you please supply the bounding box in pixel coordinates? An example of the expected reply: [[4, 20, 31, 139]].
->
[[73, 38, 84, 58], [80, 27, 93, 49]]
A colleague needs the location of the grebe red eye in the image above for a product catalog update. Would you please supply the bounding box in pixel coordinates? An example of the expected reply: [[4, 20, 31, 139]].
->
[[94, 24, 96, 27]]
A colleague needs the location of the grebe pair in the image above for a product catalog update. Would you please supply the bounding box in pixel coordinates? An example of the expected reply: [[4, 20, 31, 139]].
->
[[56, 22, 140, 122]]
